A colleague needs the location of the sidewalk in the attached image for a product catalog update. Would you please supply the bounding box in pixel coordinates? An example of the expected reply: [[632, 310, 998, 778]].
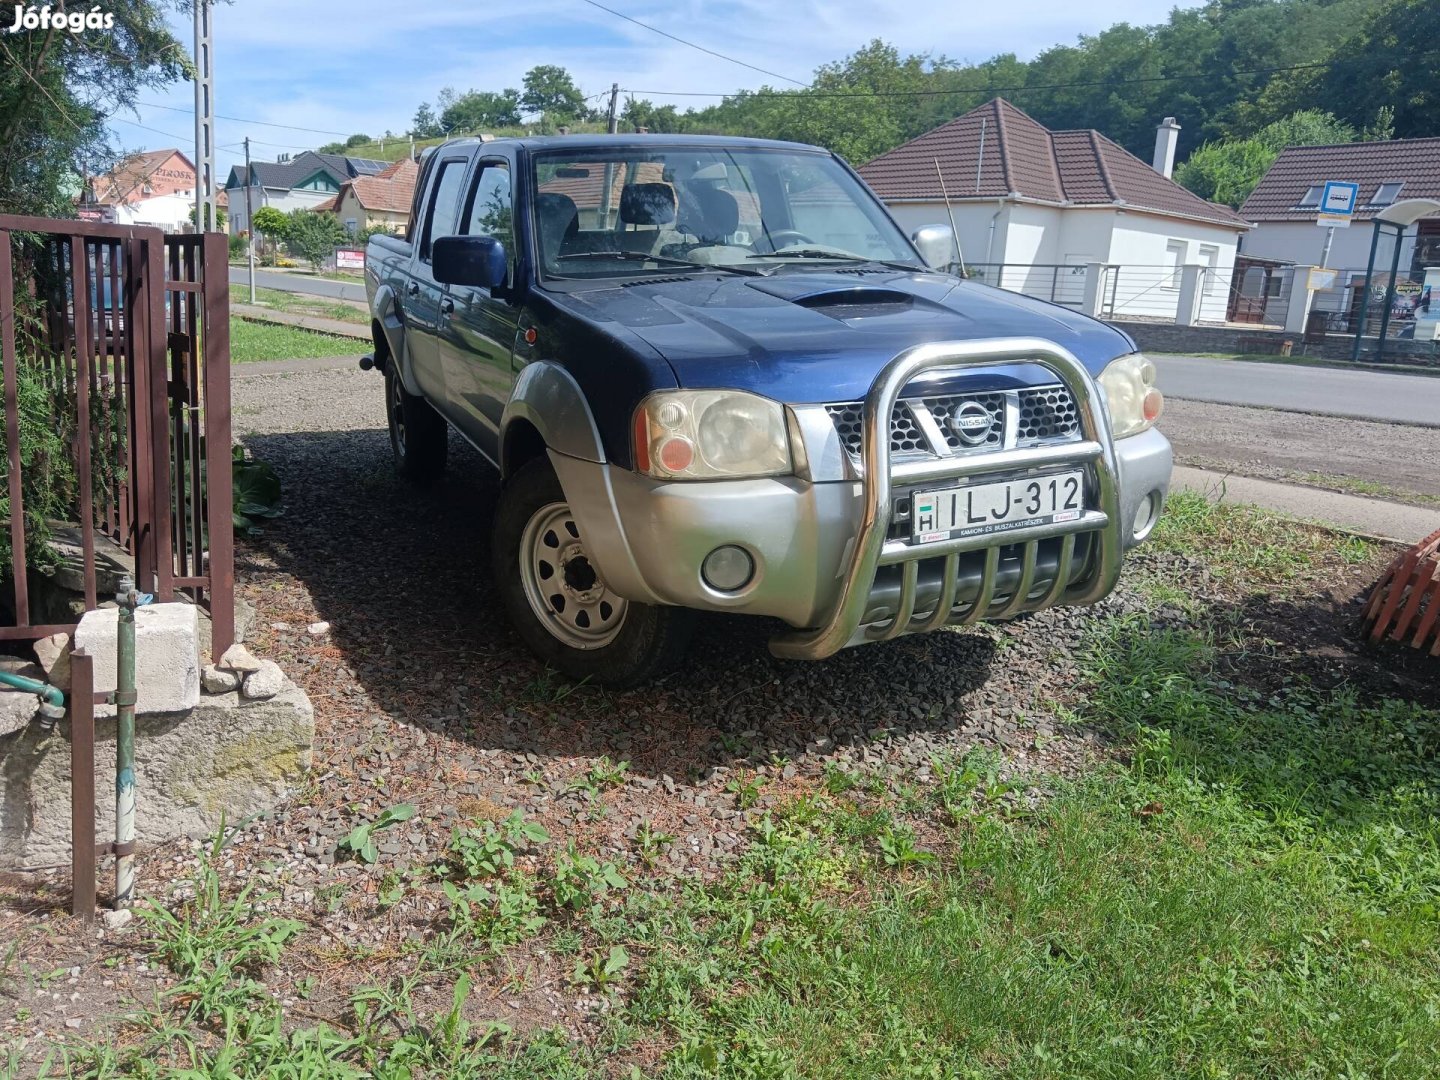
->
[[232, 303, 370, 341], [1173, 465, 1440, 544]]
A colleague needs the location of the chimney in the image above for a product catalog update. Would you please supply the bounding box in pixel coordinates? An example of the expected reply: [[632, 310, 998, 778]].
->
[[1152, 117, 1181, 179]]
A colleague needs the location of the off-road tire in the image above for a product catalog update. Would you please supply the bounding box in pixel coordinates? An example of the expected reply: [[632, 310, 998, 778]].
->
[[493, 457, 694, 687], [385, 365, 447, 485]]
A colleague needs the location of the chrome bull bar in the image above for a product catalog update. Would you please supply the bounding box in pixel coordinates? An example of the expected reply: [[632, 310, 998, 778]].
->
[[769, 338, 1122, 660]]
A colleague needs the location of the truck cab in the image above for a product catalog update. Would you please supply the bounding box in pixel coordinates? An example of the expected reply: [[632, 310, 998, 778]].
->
[[366, 135, 1172, 686]]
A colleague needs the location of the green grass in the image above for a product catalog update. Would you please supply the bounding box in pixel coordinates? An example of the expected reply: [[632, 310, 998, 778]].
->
[[240, 287, 367, 326], [1148, 488, 1372, 580], [228, 318, 360, 362], [1298, 471, 1440, 508], [619, 620, 1440, 1079]]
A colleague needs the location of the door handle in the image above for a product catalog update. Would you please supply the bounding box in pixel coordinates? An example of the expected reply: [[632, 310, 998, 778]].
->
[[440, 298, 454, 315], [405, 281, 419, 297]]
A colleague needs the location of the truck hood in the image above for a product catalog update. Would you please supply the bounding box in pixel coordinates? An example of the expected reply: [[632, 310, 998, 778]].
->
[[545, 268, 1134, 403]]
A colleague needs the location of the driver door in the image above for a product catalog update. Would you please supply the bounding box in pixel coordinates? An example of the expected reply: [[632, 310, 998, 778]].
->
[[436, 158, 518, 460]]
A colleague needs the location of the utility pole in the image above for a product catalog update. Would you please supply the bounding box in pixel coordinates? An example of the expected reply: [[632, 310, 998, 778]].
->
[[244, 137, 256, 303], [192, 0, 217, 233], [599, 83, 621, 228]]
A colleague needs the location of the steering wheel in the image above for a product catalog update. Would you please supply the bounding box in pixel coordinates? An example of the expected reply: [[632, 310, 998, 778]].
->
[[766, 230, 814, 251]]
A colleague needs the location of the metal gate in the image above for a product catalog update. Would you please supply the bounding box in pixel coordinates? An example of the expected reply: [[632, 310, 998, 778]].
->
[[0, 216, 233, 653]]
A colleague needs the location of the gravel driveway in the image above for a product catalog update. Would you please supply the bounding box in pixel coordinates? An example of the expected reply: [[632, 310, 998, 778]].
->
[[221, 365, 1403, 874]]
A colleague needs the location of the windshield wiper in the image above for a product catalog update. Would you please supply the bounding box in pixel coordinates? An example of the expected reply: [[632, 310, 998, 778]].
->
[[747, 250, 921, 272], [555, 250, 767, 277]]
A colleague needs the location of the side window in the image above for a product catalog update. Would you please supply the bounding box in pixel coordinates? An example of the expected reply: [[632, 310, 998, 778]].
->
[[420, 158, 468, 262], [465, 163, 514, 281]]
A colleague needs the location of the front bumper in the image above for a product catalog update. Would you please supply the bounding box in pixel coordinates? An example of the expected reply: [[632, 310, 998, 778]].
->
[[551, 339, 1172, 659]]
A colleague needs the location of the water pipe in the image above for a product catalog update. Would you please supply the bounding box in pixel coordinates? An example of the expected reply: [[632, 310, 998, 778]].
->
[[0, 668, 65, 712], [113, 573, 151, 909]]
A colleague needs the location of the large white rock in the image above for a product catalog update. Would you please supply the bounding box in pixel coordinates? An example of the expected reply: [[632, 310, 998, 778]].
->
[[0, 675, 314, 868], [73, 603, 200, 719]]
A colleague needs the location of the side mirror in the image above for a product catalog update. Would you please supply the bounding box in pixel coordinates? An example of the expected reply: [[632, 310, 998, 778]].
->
[[911, 224, 958, 271], [432, 234, 507, 289]]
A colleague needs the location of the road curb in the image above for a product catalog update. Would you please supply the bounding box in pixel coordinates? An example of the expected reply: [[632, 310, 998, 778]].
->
[[1172, 465, 1440, 545]]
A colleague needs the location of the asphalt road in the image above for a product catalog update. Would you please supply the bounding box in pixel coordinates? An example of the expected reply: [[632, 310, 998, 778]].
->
[[1153, 354, 1440, 428], [228, 266, 367, 303]]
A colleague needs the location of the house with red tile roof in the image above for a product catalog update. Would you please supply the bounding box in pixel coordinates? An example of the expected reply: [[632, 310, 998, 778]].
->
[[860, 100, 1250, 322], [81, 149, 203, 231], [1239, 138, 1440, 276], [322, 158, 420, 234]]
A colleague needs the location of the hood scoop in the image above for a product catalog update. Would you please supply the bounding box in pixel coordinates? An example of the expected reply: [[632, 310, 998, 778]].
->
[[747, 277, 920, 320]]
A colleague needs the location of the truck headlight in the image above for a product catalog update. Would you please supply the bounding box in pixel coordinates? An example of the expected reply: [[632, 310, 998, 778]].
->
[[633, 391, 792, 479], [1099, 353, 1163, 438]]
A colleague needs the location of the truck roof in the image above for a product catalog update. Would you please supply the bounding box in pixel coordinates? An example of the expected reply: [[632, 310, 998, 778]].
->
[[427, 133, 832, 156]]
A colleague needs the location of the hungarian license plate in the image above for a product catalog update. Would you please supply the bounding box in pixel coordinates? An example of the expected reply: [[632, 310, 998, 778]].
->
[[911, 471, 1084, 543]]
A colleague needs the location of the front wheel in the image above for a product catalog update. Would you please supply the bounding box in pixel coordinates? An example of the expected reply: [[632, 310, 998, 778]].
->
[[493, 457, 694, 687]]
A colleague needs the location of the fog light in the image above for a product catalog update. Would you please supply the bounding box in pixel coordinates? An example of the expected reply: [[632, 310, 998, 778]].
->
[[1132, 491, 1160, 542], [702, 545, 754, 592]]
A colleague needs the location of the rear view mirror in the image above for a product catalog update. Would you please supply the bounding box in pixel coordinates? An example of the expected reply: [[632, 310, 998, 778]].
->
[[911, 224, 958, 271], [432, 234, 507, 289]]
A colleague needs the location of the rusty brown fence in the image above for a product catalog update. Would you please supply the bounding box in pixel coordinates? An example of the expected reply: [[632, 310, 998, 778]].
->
[[0, 216, 233, 650], [1, 217, 233, 917]]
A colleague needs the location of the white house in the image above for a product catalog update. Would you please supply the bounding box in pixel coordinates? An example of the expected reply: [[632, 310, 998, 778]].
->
[[1239, 138, 1440, 275], [859, 99, 1251, 323], [224, 150, 389, 236], [81, 148, 226, 232]]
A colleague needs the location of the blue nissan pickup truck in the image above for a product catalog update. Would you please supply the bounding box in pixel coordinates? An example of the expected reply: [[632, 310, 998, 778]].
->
[[365, 134, 1171, 686]]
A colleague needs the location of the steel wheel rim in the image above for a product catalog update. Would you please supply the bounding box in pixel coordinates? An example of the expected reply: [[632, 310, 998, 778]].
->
[[519, 502, 628, 649], [389, 373, 407, 457]]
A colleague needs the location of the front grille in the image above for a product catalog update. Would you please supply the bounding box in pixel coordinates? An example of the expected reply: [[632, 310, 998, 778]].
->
[[825, 384, 1079, 460], [1017, 385, 1080, 442]]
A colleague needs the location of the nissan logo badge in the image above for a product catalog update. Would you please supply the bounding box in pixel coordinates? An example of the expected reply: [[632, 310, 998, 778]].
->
[[948, 402, 992, 446]]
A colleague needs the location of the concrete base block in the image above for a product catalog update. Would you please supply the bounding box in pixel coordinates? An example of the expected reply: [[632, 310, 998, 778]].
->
[[0, 677, 313, 869], [74, 603, 200, 719]]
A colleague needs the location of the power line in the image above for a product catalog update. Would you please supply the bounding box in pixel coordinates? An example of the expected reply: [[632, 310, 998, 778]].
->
[[110, 114, 244, 159], [578, 0, 806, 87], [138, 98, 356, 137], [620, 59, 1336, 101]]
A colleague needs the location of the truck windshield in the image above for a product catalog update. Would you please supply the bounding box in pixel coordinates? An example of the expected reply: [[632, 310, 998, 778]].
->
[[531, 146, 920, 280]]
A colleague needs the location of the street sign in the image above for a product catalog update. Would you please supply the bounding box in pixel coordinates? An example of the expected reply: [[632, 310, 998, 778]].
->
[[1316, 180, 1358, 227]]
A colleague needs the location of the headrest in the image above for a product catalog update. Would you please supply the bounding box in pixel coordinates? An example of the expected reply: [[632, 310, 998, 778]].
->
[[534, 191, 579, 224], [685, 186, 739, 241], [620, 183, 676, 226]]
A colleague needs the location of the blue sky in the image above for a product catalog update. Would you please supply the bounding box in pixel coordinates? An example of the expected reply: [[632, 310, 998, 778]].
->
[[111, 0, 1203, 171]]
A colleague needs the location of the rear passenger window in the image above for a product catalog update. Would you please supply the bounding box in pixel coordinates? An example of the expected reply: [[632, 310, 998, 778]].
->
[[421, 158, 468, 261]]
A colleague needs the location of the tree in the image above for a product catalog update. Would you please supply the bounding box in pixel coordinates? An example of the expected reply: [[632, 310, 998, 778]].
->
[[251, 206, 290, 242], [440, 89, 523, 133], [0, 2, 187, 216], [1175, 110, 1360, 208], [284, 209, 348, 271], [188, 204, 227, 231], [1254, 0, 1440, 141], [411, 102, 441, 139], [520, 65, 589, 124]]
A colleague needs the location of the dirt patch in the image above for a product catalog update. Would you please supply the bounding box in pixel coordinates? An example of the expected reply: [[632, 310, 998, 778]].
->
[[1162, 398, 1440, 504]]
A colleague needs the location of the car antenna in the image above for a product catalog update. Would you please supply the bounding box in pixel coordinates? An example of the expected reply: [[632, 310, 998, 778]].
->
[[933, 158, 966, 276]]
